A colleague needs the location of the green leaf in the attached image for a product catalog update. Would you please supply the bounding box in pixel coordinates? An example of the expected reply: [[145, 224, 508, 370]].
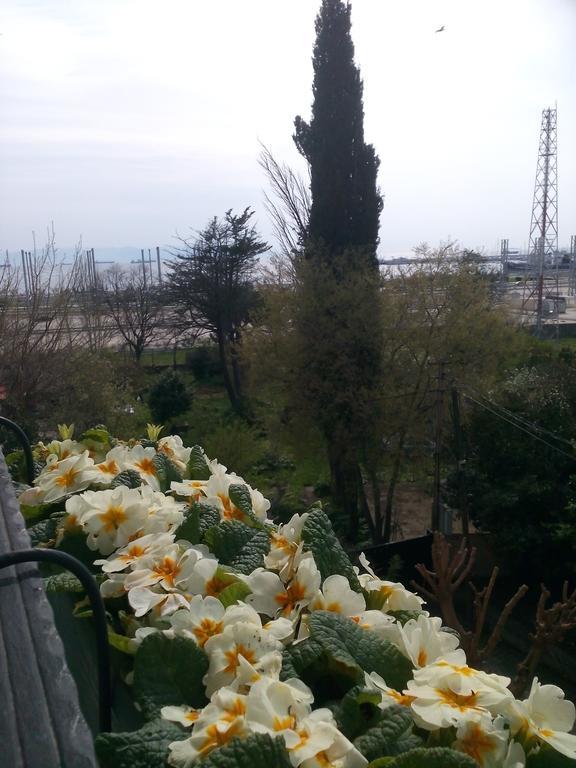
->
[[108, 629, 138, 655], [153, 453, 183, 493], [111, 469, 144, 489], [204, 520, 256, 561], [43, 571, 84, 593], [218, 581, 252, 608], [133, 634, 208, 720], [309, 611, 413, 692], [200, 734, 292, 768], [80, 426, 111, 445], [27, 515, 62, 546], [354, 706, 422, 761], [56, 527, 99, 568], [385, 747, 478, 768], [335, 685, 386, 740], [367, 760, 395, 768], [174, 505, 201, 544], [302, 508, 361, 591], [95, 718, 184, 768], [187, 445, 211, 480], [387, 610, 424, 626], [203, 520, 270, 574], [230, 530, 270, 574], [228, 484, 253, 517], [198, 504, 222, 538]]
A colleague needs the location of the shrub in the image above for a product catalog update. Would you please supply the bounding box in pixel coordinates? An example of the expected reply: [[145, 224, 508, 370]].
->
[[148, 371, 191, 424]]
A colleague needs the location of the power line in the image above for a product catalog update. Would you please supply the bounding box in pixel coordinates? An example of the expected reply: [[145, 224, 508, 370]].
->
[[462, 392, 576, 462]]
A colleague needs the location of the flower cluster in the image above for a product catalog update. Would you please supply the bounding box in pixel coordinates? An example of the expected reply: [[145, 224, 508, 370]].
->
[[21, 427, 576, 768]]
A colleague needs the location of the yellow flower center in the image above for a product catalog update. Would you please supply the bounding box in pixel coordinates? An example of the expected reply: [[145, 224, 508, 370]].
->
[[199, 719, 244, 757], [458, 723, 498, 765], [98, 505, 128, 532], [273, 715, 297, 731], [224, 644, 256, 674], [436, 688, 481, 712], [218, 493, 245, 521], [98, 459, 119, 476], [193, 618, 224, 647], [55, 467, 79, 488], [275, 581, 307, 616], [135, 457, 156, 476], [153, 556, 180, 587]]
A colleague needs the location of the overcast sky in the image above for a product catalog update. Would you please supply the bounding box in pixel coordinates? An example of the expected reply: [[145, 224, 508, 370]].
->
[[1, 0, 575, 259]]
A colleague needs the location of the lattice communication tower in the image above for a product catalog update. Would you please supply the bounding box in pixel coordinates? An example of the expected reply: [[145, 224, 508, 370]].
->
[[522, 107, 559, 331]]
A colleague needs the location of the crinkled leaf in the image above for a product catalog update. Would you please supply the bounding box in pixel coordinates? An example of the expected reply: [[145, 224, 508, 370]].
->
[[133, 634, 208, 720], [230, 530, 270, 574], [153, 453, 183, 493], [27, 515, 62, 546], [43, 571, 84, 593], [385, 747, 478, 768], [218, 581, 252, 608], [387, 610, 424, 626], [302, 508, 361, 591], [174, 505, 201, 544], [56, 527, 100, 568], [354, 706, 422, 761], [228, 483, 253, 516], [80, 426, 111, 445], [111, 469, 144, 489], [95, 718, 183, 768], [187, 445, 211, 480], [335, 685, 386, 740], [204, 520, 256, 562], [307, 611, 413, 693], [202, 521, 270, 574], [198, 504, 222, 538], [200, 734, 292, 768]]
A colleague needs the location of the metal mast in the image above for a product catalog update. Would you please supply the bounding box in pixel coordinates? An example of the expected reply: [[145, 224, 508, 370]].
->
[[522, 107, 559, 332]]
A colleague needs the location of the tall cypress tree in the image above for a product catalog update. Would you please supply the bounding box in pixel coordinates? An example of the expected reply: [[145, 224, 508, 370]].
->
[[293, 0, 384, 541], [294, 0, 382, 267]]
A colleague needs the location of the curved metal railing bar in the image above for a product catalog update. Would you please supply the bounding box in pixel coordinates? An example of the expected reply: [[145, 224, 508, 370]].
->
[[0, 547, 112, 733]]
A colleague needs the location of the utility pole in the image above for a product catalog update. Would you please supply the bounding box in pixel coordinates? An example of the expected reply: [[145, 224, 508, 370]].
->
[[431, 361, 449, 532], [451, 387, 468, 540]]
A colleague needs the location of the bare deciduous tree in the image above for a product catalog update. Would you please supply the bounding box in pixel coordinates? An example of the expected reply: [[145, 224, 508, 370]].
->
[[102, 266, 165, 362]]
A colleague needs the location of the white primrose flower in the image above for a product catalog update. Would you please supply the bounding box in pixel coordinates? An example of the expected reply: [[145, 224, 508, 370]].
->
[[92, 445, 131, 484], [95, 531, 175, 573], [161, 705, 201, 728], [35, 451, 98, 504], [203, 621, 284, 696], [349, 610, 399, 639], [245, 675, 314, 735], [406, 658, 512, 730], [365, 671, 417, 709], [124, 543, 206, 593], [138, 485, 186, 535], [285, 709, 367, 768], [66, 486, 149, 555], [264, 512, 309, 581], [505, 677, 576, 759], [244, 557, 321, 619], [396, 614, 460, 668], [452, 717, 510, 768], [169, 596, 226, 648], [357, 552, 425, 613], [168, 687, 249, 766], [124, 444, 161, 490], [128, 586, 192, 618], [310, 575, 366, 617], [51, 438, 85, 460], [157, 435, 192, 474], [170, 479, 208, 504], [201, 468, 271, 523]]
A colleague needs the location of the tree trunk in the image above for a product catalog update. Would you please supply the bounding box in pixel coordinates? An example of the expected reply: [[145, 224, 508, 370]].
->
[[383, 431, 407, 542], [328, 443, 360, 542], [216, 329, 241, 414]]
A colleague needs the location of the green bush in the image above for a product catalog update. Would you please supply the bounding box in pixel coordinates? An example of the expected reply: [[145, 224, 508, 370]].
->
[[148, 371, 192, 425], [185, 346, 222, 382]]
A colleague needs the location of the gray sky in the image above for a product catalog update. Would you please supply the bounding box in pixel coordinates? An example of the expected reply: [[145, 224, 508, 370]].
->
[[1, 0, 575, 258]]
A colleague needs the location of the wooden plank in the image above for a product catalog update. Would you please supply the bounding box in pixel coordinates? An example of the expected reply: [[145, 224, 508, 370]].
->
[[0, 450, 97, 768]]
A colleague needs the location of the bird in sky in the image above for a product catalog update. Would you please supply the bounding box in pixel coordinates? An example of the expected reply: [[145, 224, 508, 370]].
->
[[435, 25, 445, 33]]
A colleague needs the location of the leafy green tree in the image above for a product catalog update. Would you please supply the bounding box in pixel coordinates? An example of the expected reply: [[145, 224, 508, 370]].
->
[[148, 371, 191, 425], [452, 344, 576, 578], [294, 0, 382, 266], [290, 0, 384, 540], [167, 209, 269, 416]]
